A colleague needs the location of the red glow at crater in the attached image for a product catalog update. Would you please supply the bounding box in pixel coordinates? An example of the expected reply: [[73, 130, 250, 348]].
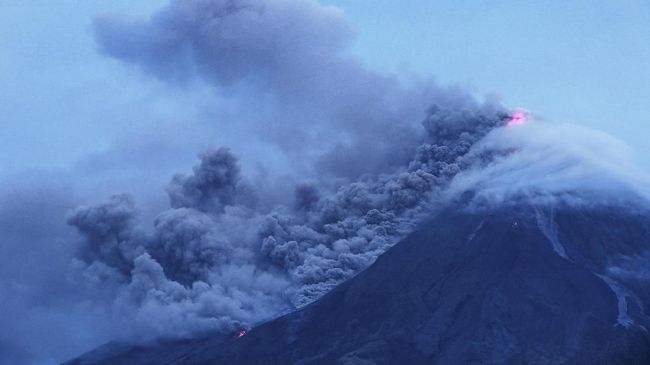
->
[[507, 112, 527, 127]]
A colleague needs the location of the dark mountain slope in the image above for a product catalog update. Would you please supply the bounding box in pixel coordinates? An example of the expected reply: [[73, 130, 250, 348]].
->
[[67, 205, 650, 365]]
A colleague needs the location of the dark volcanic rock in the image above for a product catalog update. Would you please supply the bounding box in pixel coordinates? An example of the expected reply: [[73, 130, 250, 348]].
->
[[66, 206, 650, 364]]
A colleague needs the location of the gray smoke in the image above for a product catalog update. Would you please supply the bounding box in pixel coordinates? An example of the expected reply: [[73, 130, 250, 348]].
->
[[57, 0, 519, 344], [67, 194, 141, 277], [67, 188, 291, 340], [3, 1, 648, 364], [167, 147, 255, 212], [13, 1, 650, 361], [68, 101, 508, 341], [93, 0, 488, 179]]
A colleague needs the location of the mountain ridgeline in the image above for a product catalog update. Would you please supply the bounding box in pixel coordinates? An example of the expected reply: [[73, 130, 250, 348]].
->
[[67, 203, 650, 364]]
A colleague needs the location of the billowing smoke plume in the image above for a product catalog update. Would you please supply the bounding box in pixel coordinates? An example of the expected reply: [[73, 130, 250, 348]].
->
[[93, 0, 495, 179], [62, 0, 650, 350], [66, 115, 650, 346], [67, 99, 508, 340], [3, 2, 649, 364], [166, 147, 255, 212], [58, 0, 513, 342]]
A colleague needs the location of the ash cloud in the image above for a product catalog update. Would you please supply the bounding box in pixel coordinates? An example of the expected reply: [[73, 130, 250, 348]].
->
[[61, 0, 518, 344], [166, 147, 255, 212], [67, 194, 142, 277], [55, 113, 650, 357], [65, 113, 650, 346], [92, 0, 484, 179], [68, 99, 508, 341], [6, 1, 648, 363]]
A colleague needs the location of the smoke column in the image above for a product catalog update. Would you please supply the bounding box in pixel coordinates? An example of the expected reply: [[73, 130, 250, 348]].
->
[[67, 0, 511, 342]]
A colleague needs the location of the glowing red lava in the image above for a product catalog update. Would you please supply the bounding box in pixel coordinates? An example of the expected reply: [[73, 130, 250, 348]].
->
[[507, 112, 527, 127]]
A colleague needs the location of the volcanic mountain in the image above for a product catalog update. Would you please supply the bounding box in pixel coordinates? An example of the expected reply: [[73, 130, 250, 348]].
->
[[67, 202, 650, 364]]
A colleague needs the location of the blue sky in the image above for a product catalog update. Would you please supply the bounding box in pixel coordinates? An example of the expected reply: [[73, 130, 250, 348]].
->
[[2, 0, 649, 176]]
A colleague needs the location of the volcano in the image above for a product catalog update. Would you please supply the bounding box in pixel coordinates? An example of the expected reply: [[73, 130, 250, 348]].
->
[[66, 203, 650, 364]]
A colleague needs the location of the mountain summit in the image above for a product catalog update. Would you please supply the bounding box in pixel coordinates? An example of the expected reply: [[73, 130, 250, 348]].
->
[[67, 203, 650, 364]]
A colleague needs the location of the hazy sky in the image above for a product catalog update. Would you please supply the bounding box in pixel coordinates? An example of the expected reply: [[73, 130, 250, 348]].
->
[[1, 0, 649, 176]]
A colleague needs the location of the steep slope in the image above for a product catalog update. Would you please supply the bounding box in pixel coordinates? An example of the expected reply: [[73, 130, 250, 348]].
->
[[67, 205, 650, 364]]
